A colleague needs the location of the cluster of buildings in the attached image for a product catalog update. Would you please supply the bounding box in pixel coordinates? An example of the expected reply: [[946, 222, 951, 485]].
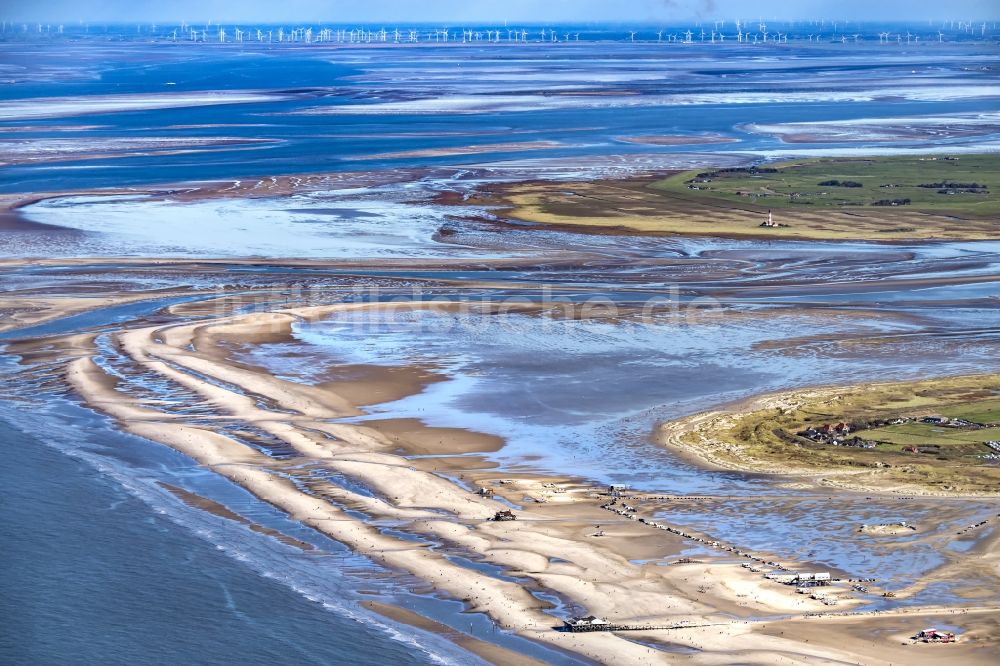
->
[[921, 415, 980, 427], [798, 413, 994, 453], [798, 422, 877, 448]]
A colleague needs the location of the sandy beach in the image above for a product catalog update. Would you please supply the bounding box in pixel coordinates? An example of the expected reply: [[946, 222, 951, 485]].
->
[[29, 298, 989, 664]]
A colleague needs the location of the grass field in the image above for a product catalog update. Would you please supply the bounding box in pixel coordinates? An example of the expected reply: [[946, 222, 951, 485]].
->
[[941, 398, 1000, 425], [652, 155, 1000, 216], [687, 374, 1000, 494], [859, 423, 1000, 446], [491, 154, 1000, 240]]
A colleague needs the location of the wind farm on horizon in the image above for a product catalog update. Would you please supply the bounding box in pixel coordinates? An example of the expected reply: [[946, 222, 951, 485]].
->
[[0, 17, 997, 46]]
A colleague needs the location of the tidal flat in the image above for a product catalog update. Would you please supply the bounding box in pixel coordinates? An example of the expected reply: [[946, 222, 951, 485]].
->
[[1, 25, 999, 666]]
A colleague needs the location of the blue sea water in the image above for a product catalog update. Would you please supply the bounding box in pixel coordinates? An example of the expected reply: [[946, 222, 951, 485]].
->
[[0, 393, 581, 665], [0, 414, 439, 665], [0, 33, 997, 192]]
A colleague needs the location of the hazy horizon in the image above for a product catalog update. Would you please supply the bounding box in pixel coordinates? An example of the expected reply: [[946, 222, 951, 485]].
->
[[2, 0, 998, 24]]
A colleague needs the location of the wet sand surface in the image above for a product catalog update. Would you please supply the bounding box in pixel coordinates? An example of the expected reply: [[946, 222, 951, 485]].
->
[[2, 185, 998, 663]]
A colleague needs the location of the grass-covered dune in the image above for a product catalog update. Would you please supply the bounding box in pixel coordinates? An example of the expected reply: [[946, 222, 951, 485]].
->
[[655, 155, 1000, 216], [492, 154, 1000, 240], [658, 374, 1000, 495]]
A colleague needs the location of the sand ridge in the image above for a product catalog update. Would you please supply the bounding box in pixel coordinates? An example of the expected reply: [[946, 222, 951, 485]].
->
[[53, 300, 998, 664]]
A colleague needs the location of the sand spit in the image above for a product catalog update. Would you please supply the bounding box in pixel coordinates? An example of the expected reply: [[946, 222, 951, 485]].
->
[[52, 300, 997, 664], [158, 482, 315, 551], [655, 382, 1000, 497], [0, 171, 420, 214], [355, 140, 565, 161], [290, 87, 1000, 116], [0, 91, 288, 121], [859, 523, 919, 536], [489, 175, 1000, 241], [616, 134, 738, 146], [744, 112, 1000, 144], [363, 600, 552, 666], [0, 137, 276, 166], [0, 290, 201, 335]]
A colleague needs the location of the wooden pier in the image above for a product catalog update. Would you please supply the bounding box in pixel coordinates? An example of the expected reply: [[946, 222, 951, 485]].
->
[[563, 619, 718, 633]]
